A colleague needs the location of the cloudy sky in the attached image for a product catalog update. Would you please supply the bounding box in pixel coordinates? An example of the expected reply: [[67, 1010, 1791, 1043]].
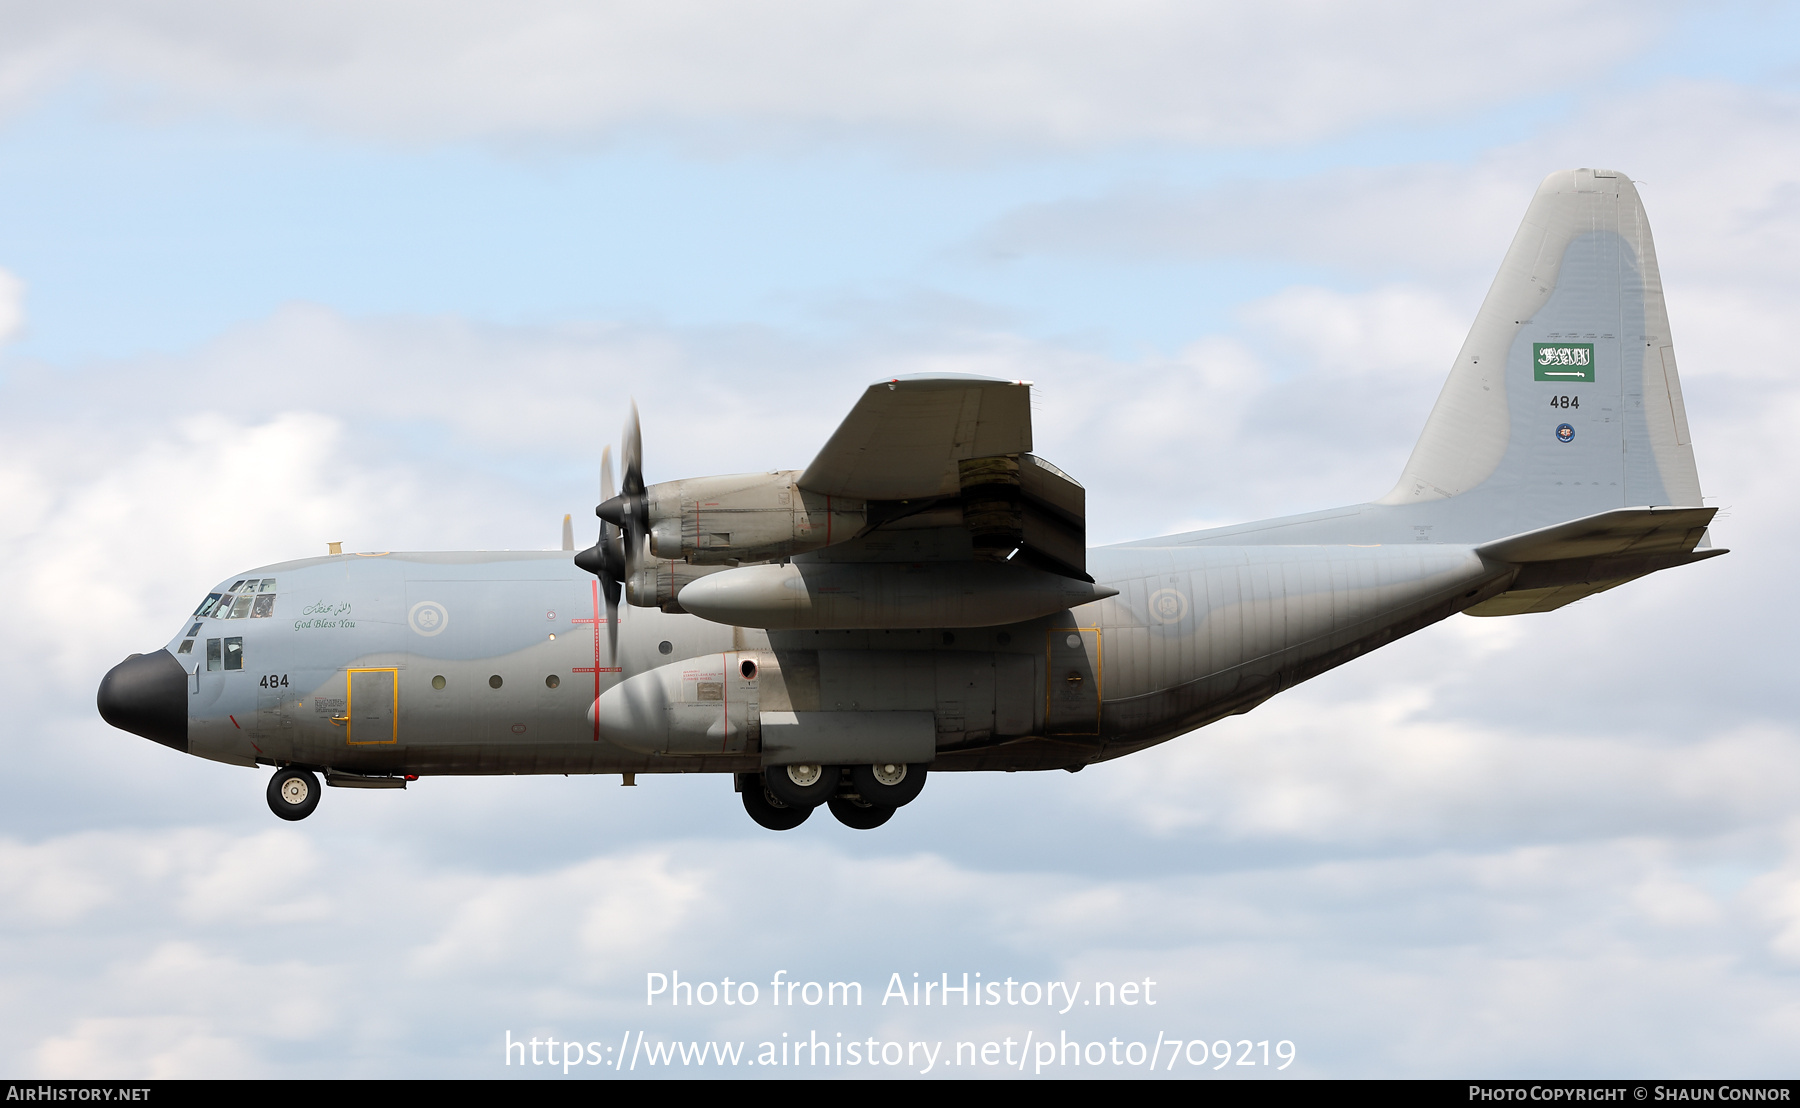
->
[[1, 0, 1797, 1079]]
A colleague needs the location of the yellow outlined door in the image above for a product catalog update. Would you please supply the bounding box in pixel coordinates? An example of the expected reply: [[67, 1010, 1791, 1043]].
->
[[346, 668, 398, 745], [1045, 628, 1101, 735]]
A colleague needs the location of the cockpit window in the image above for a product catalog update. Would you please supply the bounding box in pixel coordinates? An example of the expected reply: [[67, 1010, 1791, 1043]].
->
[[194, 594, 223, 617], [229, 580, 247, 592], [186, 623, 203, 637], [258, 578, 277, 593], [226, 595, 253, 619], [251, 595, 276, 618], [223, 637, 243, 671]]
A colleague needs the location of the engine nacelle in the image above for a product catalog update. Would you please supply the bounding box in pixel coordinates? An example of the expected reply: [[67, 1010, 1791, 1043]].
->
[[645, 471, 866, 565], [624, 557, 732, 612]]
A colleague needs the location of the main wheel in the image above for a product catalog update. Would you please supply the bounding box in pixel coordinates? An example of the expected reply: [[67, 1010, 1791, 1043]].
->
[[827, 796, 895, 830], [267, 768, 321, 821], [741, 780, 810, 831], [763, 763, 838, 808], [849, 762, 928, 807]]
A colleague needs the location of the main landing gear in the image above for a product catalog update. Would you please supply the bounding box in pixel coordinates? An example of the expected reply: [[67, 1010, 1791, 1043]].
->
[[267, 767, 321, 821], [738, 763, 929, 831]]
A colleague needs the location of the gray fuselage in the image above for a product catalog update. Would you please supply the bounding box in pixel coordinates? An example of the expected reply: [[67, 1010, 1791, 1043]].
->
[[167, 537, 1507, 778]]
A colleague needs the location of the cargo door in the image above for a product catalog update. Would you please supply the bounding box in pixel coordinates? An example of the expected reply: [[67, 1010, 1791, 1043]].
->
[[346, 668, 399, 745], [1045, 628, 1101, 736]]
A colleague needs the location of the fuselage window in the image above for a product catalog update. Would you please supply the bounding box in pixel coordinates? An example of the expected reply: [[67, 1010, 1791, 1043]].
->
[[223, 637, 244, 671], [251, 595, 276, 618], [206, 638, 222, 672], [177, 639, 195, 654], [186, 623, 203, 637], [195, 594, 223, 618]]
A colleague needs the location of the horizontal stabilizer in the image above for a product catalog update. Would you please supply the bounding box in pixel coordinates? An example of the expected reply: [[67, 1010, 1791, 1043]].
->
[[1467, 505, 1725, 616], [1476, 505, 1716, 563]]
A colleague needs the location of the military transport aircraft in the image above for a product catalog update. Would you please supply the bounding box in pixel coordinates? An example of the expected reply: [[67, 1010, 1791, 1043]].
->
[[98, 168, 1724, 831]]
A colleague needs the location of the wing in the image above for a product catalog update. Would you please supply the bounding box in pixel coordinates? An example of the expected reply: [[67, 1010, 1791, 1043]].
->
[[798, 374, 1090, 580], [623, 374, 1112, 629], [798, 374, 1033, 500]]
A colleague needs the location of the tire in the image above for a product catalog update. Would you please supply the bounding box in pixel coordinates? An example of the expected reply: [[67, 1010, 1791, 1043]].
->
[[849, 762, 928, 807], [827, 796, 895, 830], [267, 768, 321, 821], [763, 763, 839, 809], [741, 780, 810, 831]]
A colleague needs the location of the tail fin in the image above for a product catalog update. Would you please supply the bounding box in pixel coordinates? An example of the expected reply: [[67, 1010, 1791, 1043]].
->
[[1380, 168, 1703, 537]]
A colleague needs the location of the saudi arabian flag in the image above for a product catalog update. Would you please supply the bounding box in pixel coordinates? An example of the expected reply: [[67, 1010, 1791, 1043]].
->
[[1534, 342, 1596, 382]]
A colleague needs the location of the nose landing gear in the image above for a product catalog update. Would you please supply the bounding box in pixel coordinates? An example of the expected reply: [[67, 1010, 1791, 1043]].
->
[[267, 767, 321, 821]]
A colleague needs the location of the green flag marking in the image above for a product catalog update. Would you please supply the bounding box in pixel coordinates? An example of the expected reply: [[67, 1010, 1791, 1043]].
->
[[1533, 342, 1595, 382]]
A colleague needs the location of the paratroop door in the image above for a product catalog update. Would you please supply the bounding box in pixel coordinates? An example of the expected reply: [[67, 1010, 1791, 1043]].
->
[[1045, 628, 1101, 736], [346, 668, 398, 745]]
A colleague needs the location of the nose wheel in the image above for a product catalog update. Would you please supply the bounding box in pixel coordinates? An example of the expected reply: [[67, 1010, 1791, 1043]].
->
[[267, 767, 321, 821]]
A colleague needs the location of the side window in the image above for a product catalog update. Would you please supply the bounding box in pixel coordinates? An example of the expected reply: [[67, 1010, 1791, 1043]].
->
[[177, 639, 194, 654], [227, 595, 253, 619], [206, 638, 222, 672], [195, 594, 223, 618], [223, 637, 244, 672], [251, 595, 276, 618]]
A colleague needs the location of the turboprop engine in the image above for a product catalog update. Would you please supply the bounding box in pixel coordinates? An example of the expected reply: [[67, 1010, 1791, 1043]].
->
[[645, 471, 867, 565]]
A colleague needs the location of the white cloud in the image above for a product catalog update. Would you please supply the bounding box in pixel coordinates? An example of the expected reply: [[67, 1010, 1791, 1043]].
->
[[0, 1, 1661, 147], [4, 826, 1799, 1076]]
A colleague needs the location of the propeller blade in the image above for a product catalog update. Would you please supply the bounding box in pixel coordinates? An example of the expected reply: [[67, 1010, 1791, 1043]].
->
[[621, 401, 644, 497], [601, 573, 620, 663], [601, 445, 616, 502]]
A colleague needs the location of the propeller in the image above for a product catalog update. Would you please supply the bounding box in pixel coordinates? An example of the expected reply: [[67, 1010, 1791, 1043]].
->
[[597, 401, 648, 540], [573, 443, 626, 661]]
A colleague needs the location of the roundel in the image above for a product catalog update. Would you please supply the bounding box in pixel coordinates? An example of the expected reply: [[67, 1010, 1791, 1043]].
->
[[409, 600, 450, 637], [1147, 587, 1189, 625], [1555, 423, 1575, 443]]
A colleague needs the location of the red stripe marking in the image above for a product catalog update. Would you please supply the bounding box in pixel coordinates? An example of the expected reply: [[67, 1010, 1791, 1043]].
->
[[567, 579, 604, 741], [228, 715, 240, 729]]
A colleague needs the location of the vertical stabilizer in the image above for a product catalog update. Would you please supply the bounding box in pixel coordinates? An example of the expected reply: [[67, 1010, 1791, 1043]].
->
[[1378, 169, 1703, 535]]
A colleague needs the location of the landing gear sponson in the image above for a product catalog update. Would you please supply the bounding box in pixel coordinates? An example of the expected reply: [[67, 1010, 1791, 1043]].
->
[[738, 762, 928, 831]]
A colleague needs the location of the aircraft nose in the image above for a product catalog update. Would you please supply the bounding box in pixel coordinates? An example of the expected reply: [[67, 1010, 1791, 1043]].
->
[[97, 650, 189, 753]]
